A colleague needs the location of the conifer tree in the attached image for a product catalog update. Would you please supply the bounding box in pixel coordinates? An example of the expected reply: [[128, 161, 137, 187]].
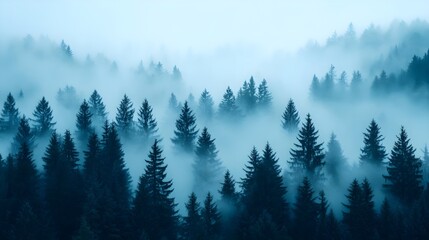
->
[[32, 97, 55, 136], [115, 94, 135, 137], [257, 79, 272, 108], [201, 192, 221, 239], [88, 90, 107, 128], [0, 93, 20, 133], [237, 77, 257, 113], [383, 127, 423, 204], [198, 89, 215, 122], [172, 65, 182, 81], [11, 115, 35, 153], [378, 198, 395, 240], [292, 177, 318, 240], [219, 170, 238, 204], [289, 114, 325, 182], [310, 75, 321, 99], [350, 71, 363, 95], [169, 93, 179, 113], [72, 218, 97, 240], [76, 99, 93, 141], [193, 127, 222, 196], [422, 145, 429, 185], [134, 139, 177, 240], [360, 119, 387, 166], [132, 174, 151, 239], [83, 133, 100, 182], [136, 99, 159, 143], [218, 87, 240, 120], [182, 192, 203, 240], [241, 147, 261, 200], [219, 170, 239, 239], [171, 101, 198, 152], [325, 133, 347, 184], [325, 210, 341, 240], [281, 99, 300, 133], [317, 191, 332, 240]]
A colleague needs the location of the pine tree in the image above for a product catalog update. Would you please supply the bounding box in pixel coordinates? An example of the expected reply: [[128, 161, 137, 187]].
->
[[193, 127, 222, 196], [201, 192, 221, 239], [237, 77, 257, 113], [326, 210, 341, 240], [289, 114, 325, 182], [134, 139, 178, 240], [115, 94, 135, 137], [360, 119, 387, 166], [342, 179, 376, 240], [317, 191, 332, 240], [132, 174, 151, 239], [219, 170, 238, 205], [136, 99, 159, 143], [292, 177, 318, 240], [168, 93, 179, 112], [83, 133, 101, 182], [383, 127, 423, 205], [325, 133, 346, 184], [219, 170, 239, 239], [76, 99, 93, 141], [182, 192, 203, 240], [198, 89, 215, 122], [422, 145, 429, 185], [281, 99, 300, 133], [88, 90, 107, 128], [0, 92, 20, 133], [378, 198, 395, 240], [172, 65, 182, 81], [32, 97, 55, 136], [11, 115, 35, 153], [310, 75, 321, 99], [171, 101, 198, 152], [350, 71, 363, 95], [257, 79, 272, 108], [241, 147, 261, 200], [218, 87, 240, 120]]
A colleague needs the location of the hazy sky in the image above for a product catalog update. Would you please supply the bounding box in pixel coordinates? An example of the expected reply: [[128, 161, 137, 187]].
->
[[1, 0, 428, 62]]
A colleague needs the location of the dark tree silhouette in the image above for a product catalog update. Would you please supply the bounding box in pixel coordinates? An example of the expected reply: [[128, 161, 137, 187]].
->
[[182, 192, 203, 240], [0, 93, 20, 133], [171, 101, 198, 152], [76, 99, 93, 142], [193, 127, 222, 196], [289, 114, 325, 182], [257, 79, 272, 108], [237, 76, 257, 113], [292, 177, 318, 240], [281, 98, 300, 133], [325, 133, 347, 184], [201, 192, 221, 240], [137, 99, 159, 144], [383, 127, 423, 205], [218, 86, 240, 120], [168, 93, 179, 113], [11, 116, 35, 154], [360, 119, 387, 166], [32, 97, 55, 136], [88, 90, 107, 128], [115, 94, 135, 137]]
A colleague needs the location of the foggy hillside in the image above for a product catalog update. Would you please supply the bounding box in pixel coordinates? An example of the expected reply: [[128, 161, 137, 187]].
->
[[0, 1, 429, 240]]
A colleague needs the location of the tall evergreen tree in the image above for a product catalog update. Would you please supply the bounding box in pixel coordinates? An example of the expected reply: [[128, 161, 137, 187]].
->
[[383, 127, 423, 204], [88, 90, 107, 128], [218, 87, 240, 120], [32, 97, 55, 136], [201, 192, 221, 239], [310, 75, 321, 99], [325, 133, 347, 184], [136, 99, 159, 143], [360, 119, 387, 166], [289, 114, 325, 182], [11, 115, 35, 154], [0, 93, 20, 133], [219, 170, 239, 239], [83, 133, 101, 182], [115, 94, 135, 137], [422, 145, 429, 185], [219, 170, 238, 205], [133, 139, 177, 240], [292, 177, 318, 240], [168, 93, 179, 113], [281, 99, 300, 133], [257, 79, 272, 108], [76, 99, 93, 141], [193, 127, 222, 196], [198, 89, 215, 122], [378, 198, 395, 240], [171, 101, 198, 152], [237, 77, 257, 113], [182, 192, 203, 240], [350, 71, 363, 95]]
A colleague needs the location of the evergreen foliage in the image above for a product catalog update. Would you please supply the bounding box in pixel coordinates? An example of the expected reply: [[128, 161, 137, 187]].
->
[[171, 101, 198, 152], [0, 93, 20, 133]]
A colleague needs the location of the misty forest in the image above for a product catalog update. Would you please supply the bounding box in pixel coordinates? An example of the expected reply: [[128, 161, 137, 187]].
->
[[1, 2, 429, 240]]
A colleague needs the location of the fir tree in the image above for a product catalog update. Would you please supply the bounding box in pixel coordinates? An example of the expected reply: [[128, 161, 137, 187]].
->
[[218, 170, 239, 239], [325, 133, 347, 184], [76, 99, 93, 141], [11, 115, 35, 154], [325, 210, 341, 240], [383, 127, 423, 205], [317, 191, 332, 240], [83, 133, 101, 182], [182, 192, 203, 240], [422, 145, 429, 185], [88, 90, 107, 128], [360, 119, 387, 166], [115, 94, 135, 137], [172, 65, 182, 81], [289, 114, 325, 182], [219, 170, 238, 204], [350, 71, 363, 95], [241, 147, 261, 199], [292, 177, 318, 240], [171, 101, 198, 152], [0, 92, 20, 133], [132, 174, 151, 239], [136, 99, 159, 143], [134, 139, 178, 240], [168, 93, 179, 113], [310, 75, 321, 99], [257, 79, 272, 108], [281, 99, 300, 133], [201, 192, 221, 239], [32, 97, 55, 136], [193, 127, 222, 196], [237, 77, 257, 113], [218, 87, 240, 120], [198, 89, 215, 122], [378, 198, 395, 240]]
